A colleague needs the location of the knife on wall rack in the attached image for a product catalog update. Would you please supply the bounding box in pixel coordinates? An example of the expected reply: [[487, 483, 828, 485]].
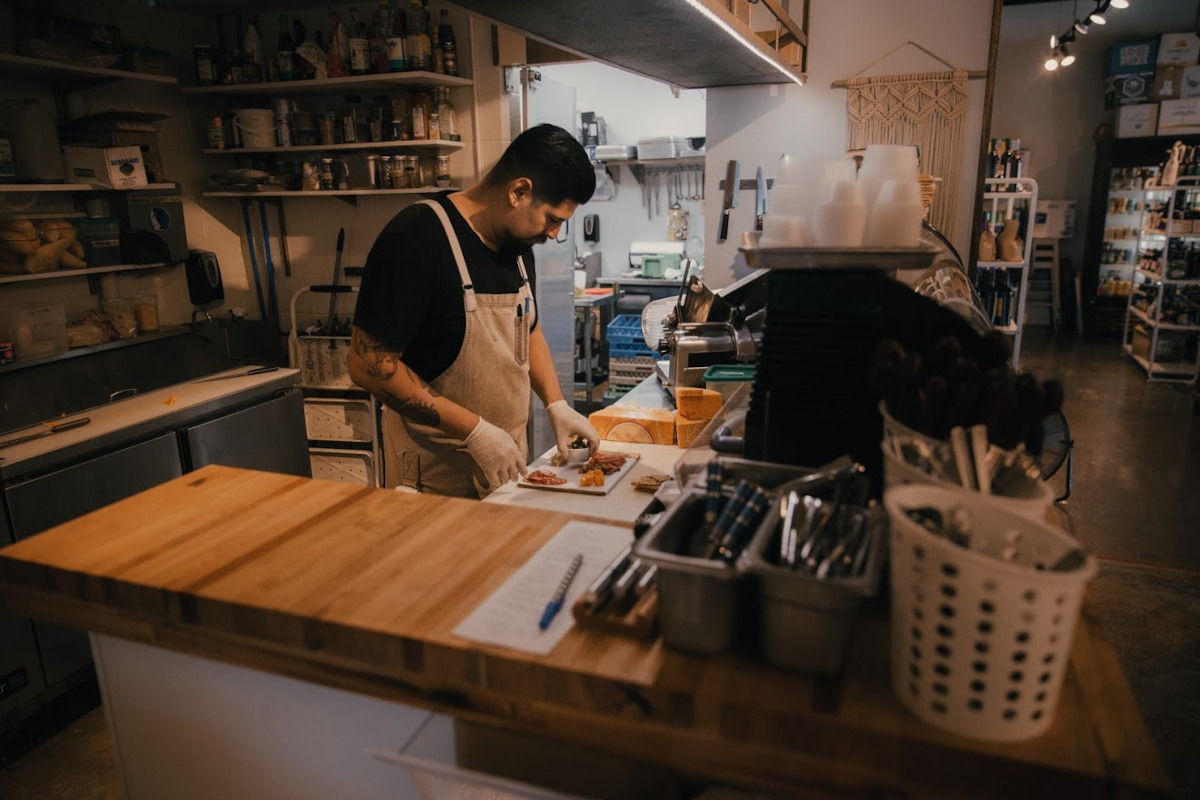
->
[[717, 159, 740, 243]]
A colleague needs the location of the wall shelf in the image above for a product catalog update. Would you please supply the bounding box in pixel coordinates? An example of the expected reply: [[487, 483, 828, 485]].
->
[[0, 183, 177, 193], [0, 263, 171, 286], [202, 188, 445, 198], [0, 53, 178, 85], [204, 139, 464, 156], [0, 325, 189, 376], [182, 71, 472, 96]]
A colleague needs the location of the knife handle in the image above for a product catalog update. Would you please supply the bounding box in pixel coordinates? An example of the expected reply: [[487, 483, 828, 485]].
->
[[718, 210, 731, 243]]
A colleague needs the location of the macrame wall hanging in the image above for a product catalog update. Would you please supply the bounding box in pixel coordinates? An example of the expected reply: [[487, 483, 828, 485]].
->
[[839, 42, 976, 236]]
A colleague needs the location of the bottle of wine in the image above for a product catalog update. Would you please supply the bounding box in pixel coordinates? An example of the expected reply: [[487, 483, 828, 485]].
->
[[977, 267, 996, 323], [243, 17, 264, 83], [996, 269, 1014, 328], [438, 9, 458, 76], [348, 7, 370, 75], [276, 14, 296, 81]]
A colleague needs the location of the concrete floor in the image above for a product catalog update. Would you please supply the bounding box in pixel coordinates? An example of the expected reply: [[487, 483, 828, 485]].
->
[[0, 329, 1197, 799]]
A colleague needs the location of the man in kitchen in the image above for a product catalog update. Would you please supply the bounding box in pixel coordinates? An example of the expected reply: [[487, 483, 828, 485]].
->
[[349, 123, 600, 497]]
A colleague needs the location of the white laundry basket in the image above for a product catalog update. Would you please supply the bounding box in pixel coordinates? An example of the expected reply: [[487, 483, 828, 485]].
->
[[883, 484, 1097, 743]]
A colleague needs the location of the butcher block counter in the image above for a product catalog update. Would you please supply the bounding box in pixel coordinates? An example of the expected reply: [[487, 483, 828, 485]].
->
[[0, 465, 1169, 799]]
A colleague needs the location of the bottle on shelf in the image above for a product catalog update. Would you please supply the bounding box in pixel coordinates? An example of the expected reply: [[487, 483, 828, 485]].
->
[[407, 0, 430, 72], [385, 0, 408, 71], [328, 11, 350, 78], [437, 87, 459, 142], [348, 7, 370, 75], [431, 28, 444, 75], [276, 15, 296, 81], [370, 8, 387, 74], [411, 91, 430, 140], [995, 269, 1014, 328], [438, 9, 458, 76], [976, 267, 996, 322], [242, 17, 264, 83]]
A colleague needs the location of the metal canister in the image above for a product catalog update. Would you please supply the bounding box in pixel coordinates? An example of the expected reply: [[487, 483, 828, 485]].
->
[[319, 157, 335, 191], [365, 155, 381, 189], [204, 116, 226, 149], [274, 98, 292, 148]]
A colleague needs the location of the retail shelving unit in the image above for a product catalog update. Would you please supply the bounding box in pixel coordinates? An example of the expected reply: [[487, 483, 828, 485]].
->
[[1122, 175, 1200, 383], [979, 177, 1038, 368]]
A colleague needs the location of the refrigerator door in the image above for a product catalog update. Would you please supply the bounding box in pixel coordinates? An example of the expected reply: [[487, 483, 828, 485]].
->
[[0, 505, 47, 722], [526, 70, 579, 459], [183, 389, 310, 477], [5, 432, 185, 686]]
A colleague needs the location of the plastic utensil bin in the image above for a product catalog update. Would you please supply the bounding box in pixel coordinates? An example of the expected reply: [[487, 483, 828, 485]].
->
[[879, 401, 1053, 521], [633, 487, 745, 655], [736, 500, 886, 675], [883, 484, 1097, 743]]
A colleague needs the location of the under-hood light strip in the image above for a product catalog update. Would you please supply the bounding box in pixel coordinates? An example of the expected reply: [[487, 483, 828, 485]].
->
[[681, 0, 806, 86]]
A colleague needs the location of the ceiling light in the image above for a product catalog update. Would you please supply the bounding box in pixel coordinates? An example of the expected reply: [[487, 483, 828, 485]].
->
[[1045, 56, 1061, 71], [1050, 34, 1059, 48], [1090, 12, 1107, 24], [681, 0, 806, 86], [1061, 48, 1076, 67], [1111, 0, 1129, 8], [1075, 19, 1090, 34]]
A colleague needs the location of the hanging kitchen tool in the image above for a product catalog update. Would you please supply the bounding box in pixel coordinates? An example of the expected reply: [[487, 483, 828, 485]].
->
[[274, 199, 292, 277], [755, 166, 768, 232], [239, 198, 268, 320], [717, 160, 740, 243], [326, 228, 346, 348], [257, 200, 280, 330]]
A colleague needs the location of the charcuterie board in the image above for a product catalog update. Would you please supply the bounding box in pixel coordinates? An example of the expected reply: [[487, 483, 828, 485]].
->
[[516, 451, 642, 496]]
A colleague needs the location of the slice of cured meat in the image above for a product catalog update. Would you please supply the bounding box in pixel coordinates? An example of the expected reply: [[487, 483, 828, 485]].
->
[[526, 469, 567, 486]]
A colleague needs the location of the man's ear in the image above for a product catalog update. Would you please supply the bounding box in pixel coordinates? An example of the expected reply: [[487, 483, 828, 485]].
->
[[508, 177, 533, 207]]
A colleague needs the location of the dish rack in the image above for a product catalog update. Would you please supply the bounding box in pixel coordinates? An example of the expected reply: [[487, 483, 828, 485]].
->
[[288, 285, 382, 487], [606, 314, 656, 388]]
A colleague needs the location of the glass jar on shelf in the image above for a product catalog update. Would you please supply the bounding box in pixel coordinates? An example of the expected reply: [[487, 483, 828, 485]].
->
[[435, 154, 451, 187]]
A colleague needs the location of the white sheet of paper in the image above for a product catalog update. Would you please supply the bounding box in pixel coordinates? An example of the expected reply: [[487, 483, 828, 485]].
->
[[452, 520, 633, 655]]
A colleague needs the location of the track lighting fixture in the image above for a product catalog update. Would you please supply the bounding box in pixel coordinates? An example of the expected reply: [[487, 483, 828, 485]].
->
[[1043, 0, 1130, 72]]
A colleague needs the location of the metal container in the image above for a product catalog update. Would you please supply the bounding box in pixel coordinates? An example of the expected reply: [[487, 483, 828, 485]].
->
[[633, 487, 745, 655], [677, 456, 811, 492], [736, 499, 886, 675], [365, 155, 382, 189]]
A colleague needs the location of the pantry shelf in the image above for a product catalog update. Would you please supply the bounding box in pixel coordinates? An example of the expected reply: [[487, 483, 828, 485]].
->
[[0, 53, 178, 85], [0, 183, 177, 193], [181, 71, 472, 96], [203, 139, 464, 156], [202, 188, 446, 198], [0, 263, 171, 286], [0, 325, 189, 376]]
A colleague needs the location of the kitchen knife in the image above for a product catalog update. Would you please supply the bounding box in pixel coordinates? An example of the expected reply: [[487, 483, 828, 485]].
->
[[0, 417, 91, 451], [755, 166, 768, 231], [194, 366, 280, 382], [717, 159, 740, 243]]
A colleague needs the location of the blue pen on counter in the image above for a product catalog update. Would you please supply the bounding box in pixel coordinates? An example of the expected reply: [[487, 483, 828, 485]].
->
[[538, 553, 583, 630]]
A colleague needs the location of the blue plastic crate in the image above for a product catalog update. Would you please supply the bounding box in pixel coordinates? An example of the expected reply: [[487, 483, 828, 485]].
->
[[606, 314, 646, 346], [609, 340, 654, 358]]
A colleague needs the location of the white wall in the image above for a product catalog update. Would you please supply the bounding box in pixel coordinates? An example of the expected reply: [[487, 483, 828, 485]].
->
[[992, 0, 1198, 272], [536, 62, 706, 277], [704, 0, 995, 290]]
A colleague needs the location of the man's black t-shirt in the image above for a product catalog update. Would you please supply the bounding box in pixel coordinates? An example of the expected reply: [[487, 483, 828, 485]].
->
[[353, 191, 537, 384]]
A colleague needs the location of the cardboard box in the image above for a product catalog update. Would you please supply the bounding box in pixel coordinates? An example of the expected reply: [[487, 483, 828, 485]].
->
[[1106, 71, 1155, 108], [1154, 65, 1186, 100], [1158, 32, 1200, 66], [1116, 103, 1159, 138], [1107, 39, 1159, 76], [62, 146, 147, 189], [1158, 98, 1200, 135], [102, 131, 164, 184]]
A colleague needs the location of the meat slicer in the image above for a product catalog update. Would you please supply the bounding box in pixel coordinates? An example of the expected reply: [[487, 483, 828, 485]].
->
[[643, 261, 768, 390]]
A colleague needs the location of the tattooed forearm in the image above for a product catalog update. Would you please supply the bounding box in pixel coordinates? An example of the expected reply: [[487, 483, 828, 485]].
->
[[379, 389, 441, 427], [351, 328, 403, 381]]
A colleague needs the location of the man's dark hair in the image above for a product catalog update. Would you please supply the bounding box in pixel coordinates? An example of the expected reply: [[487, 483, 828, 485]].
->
[[484, 123, 595, 205]]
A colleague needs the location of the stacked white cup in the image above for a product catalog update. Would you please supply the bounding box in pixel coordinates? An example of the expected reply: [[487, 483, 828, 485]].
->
[[760, 153, 813, 246], [858, 144, 923, 248]]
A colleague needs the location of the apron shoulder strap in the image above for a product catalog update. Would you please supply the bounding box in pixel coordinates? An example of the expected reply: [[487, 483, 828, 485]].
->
[[420, 199, 477, 313]]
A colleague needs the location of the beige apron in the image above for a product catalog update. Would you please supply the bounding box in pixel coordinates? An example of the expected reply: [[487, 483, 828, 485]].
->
[[383, 199, 534, 498]]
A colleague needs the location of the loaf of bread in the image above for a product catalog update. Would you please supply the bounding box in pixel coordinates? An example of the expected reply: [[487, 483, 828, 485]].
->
[[588, 405, 675, 445], [675, 387, 723, 421]]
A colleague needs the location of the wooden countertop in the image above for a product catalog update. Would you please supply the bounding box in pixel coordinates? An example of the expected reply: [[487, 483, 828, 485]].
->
[[0, 465, 1170, 798]]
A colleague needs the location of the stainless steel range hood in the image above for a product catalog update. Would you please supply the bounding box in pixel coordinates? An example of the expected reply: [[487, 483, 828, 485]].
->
[[454, 0, 807, 88]]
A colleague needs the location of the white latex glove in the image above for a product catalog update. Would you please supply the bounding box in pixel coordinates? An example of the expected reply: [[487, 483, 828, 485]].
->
[[546, 400, 601, 457], [464, 417, 527, 488]]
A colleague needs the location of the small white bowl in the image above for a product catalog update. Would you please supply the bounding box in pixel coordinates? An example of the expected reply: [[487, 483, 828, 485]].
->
[[566, 447, 591, 464]]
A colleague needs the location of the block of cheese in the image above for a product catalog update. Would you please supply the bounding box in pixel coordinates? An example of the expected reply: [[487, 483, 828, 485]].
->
[[675, 386, 723, 421], [675, 412, 707, 449], [589, 405, 675, 444]]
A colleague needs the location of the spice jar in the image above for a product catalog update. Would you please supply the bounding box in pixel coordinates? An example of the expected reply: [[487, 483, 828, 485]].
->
[[435, 154, 451, 188], [134, 294, 159, 332], [319, 157, 335, 190], [379, 155, 393, 189]]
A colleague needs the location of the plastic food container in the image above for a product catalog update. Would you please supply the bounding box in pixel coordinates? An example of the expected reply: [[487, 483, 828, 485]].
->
[[0, 302, 67, 359], [633, 487, 745, 655], [702, 364, 756, 403], [737, 498, 886, 675], [102, 298, 138, 339], [884, 484, 1097, 742]]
